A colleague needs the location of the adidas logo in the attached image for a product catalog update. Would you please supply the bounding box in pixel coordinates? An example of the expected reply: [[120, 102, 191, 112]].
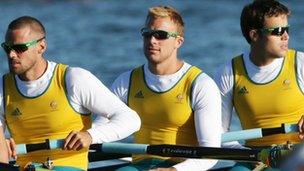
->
[[134, 91, 144, 98], [11, 108, 22, 116], [238, 86, 249, 95]]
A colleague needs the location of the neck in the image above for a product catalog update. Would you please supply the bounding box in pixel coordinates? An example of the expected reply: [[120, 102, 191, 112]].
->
[[249, 47, 275, 66], [19, 58, 48, 81], [148, 59, 183, 75]]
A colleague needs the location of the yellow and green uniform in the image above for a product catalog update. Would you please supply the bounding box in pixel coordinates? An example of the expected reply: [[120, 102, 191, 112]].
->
[[128, 65, 202, 162], [4, 64, 92, 170], [233, 49, 304, 146]]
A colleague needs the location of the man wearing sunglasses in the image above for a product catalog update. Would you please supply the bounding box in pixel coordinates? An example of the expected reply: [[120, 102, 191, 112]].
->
[[214, 0, 304, 169], [111, 6, 221, 171], [0, 16, 141, 170]]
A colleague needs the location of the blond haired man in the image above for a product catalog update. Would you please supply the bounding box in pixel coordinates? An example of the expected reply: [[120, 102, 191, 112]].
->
[[111, 6, 221, 171]]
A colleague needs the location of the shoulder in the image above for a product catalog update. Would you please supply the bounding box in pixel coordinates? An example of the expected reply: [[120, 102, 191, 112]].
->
[[296, 50, 304, 72], [64, 66, 106, 92], [192, 72, 219, 93], [214, 60, 233, 81], [110, 70, 133, 103], [296, 51, 304, 62], [112, 70, 132, 86], [66, 66, 93, 77], [65, 66, 98, 83]]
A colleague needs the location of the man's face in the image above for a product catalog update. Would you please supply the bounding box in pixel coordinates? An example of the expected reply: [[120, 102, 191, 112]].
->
[[4, 27, 43, 75], [142, 17, 182, 65], [255, 14, 289, 58]]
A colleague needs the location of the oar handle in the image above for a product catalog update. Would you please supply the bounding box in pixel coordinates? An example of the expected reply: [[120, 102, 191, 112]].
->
[[101, 142, 148, 154], [16, 139, 64, 154], [222, 123, 298, 143]]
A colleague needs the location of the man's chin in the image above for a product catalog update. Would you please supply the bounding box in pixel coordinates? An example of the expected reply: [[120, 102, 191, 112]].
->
[[9, 69, 21, 75]]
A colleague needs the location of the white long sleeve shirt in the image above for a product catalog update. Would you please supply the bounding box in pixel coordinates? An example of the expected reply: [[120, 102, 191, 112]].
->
[[0, 61, 141, 144], [111, 62, 222, 171], [214, 50, 304, 148]]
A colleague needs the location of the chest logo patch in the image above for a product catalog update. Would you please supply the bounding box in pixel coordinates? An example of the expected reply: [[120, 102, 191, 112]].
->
[[11, 107, 22, 116], [176, 93, 184, 103], [50, 100, 58, 110], [238, 86, 249, 95], [135, 90, 144, 98]]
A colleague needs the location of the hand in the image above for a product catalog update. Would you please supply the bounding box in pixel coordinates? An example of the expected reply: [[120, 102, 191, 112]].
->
[[298, 115, 304, 140], [149, 167, 177, 171], [6, 138, 17, 159], [63, 131, 92, 151]]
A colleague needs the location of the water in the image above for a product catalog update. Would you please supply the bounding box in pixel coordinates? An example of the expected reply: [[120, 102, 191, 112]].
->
[[0, 0, 303, 168]]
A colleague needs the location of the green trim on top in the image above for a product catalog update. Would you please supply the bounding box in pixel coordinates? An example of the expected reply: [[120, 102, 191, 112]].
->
[[63, 65, 90, 116], [127, 67, 137, 106], [143, 65, 194, 94], [2, 75, 6, 113], [189, 70, 203, 112], [231, 57, 243, 124], [14, 64, 57, 99], [241, 55, 286, 85], [3, 74, 12, 137], [231, 56, 239, 107], [294, 51, 304, 95]]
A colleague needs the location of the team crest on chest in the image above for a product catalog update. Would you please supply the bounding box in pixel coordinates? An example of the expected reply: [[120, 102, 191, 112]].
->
[[50, 100, 58, 110], [282, 79, 291, 90], [176, 93, 184, 103]]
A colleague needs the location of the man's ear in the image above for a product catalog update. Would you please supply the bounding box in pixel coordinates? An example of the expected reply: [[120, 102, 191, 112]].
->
[[175, 36, 184, 49], [38, 39, 47, 54], [249, 29, 259, 42]]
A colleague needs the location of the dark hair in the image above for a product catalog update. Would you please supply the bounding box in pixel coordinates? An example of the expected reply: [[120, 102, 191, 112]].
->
[[240, 0, 289, 43], [7, 16, 46, 36]]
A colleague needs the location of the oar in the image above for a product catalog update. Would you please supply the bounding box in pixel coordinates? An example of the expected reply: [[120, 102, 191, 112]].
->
[[15, 123, 298, 154], [16, 140, 262, 162], [16, 139, 64, 154], [92, 142, 264, 162], [222, 123, 298, 143]]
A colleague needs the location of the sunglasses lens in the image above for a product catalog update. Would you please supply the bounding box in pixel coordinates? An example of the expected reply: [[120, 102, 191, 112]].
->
[[1, 43, 11, 54], [13, 45, 28, 53], [141, 28, 169, 40], [1, 43, 28, 54], [141, 30, 151, 38], [271, 27, 289, 36], [152, 31, 168, 40]]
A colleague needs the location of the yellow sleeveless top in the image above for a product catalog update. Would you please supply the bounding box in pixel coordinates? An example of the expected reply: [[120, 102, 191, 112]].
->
[[128, 65, 202, 162], [233, 49, 304, 146], [4, 64, 92, 170]]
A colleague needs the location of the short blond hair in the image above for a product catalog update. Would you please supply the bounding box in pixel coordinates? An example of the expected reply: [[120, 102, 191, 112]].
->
[[145, 6, 184, 37]]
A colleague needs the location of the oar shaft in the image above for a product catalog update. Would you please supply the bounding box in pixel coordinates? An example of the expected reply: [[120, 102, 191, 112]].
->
[[222, 123, 298, 143], [101, 143, 260, 162]]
